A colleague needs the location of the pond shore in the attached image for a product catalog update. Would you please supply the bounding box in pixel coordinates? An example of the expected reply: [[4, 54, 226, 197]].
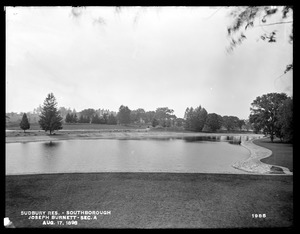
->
[[5, 130, 262, 144], [233, 138, 292, 175], [7, 130, 293, 175]]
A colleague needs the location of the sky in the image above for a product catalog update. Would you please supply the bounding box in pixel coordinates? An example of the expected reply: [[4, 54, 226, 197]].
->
[[6, 6, 293, 119]]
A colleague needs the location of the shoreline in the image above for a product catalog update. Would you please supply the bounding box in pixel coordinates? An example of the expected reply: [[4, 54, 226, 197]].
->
[[5, 130, 263, 144], [233, 138, 292, 175]]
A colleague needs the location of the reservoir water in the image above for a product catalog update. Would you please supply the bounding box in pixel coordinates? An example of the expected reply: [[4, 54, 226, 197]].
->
[[6, 136, 258, 175]]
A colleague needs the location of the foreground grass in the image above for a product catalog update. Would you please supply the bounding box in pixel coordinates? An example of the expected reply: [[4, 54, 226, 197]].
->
[[6, 173, 293, 229], [253, 138, 293, 172]]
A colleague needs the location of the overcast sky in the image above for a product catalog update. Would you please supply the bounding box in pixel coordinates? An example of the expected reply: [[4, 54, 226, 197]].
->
[[6, 6, 293, 119]]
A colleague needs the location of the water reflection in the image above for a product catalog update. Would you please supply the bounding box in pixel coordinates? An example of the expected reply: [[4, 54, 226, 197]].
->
[[182, 136, 241, 144], [40, 141, 61, 171], [6, 136, 259, 175], [181, 135, 260, 145], [116, 135, 258, 144], [43, 141, 60, 147]]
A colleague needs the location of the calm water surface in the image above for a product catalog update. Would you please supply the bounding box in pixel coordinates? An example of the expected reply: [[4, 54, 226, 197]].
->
[[6, 136, 257, 175]]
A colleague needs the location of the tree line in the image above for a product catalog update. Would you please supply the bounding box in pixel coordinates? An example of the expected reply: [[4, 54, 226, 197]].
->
[[16, 93, 250, 134], [183, 106, 246, 132], [16, 92, 293, 143]]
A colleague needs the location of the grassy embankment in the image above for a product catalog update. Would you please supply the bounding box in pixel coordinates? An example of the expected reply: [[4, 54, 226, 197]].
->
[[253, 138, 293, 172], [6, 173, 293, 229], [6, 123, 150, 131], [6, 123, 259, 143]]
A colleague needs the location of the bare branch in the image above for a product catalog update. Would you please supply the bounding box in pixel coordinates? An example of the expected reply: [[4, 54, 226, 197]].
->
[[255, 21, 293, 27]]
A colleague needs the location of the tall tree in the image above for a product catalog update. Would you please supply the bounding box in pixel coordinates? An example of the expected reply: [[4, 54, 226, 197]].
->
[[222, 116, 239, 131], [145, 111, 156, 124], [154, 107, 175, 127], [237, 119, 245, 131], [38, 93, 63, 135], [205, 113, 223, 132], [102, 113, 108, 124], [276, 97, 293, 142], [152, 118, 159, 127], [136, 108, 146, 122], [130, 109, 146, 124], [249, 93, 288, 142], [107, 113, 117, 125], [244, 119, 252, 131], [20, 113, 30, 133], [175, 118, 185, 127], [192, 106, 208, 132], [184, 107, 194, 131], [184, 106, 207, 132], [117, 105, 131, 124], [78, 115, 85, 123], [73, 113, 78, 123], [65, 113, 71, 123], [80, 108, 96, 121], [91, 114, 101, 124]]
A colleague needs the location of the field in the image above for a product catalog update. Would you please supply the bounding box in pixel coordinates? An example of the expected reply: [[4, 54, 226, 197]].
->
[[5, 173, 293, 228], [253, 138, 293, 172], [6, 123, 150, 131]]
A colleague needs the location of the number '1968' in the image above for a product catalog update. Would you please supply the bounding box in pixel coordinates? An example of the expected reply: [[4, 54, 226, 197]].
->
[[252, 214, 266, 218]]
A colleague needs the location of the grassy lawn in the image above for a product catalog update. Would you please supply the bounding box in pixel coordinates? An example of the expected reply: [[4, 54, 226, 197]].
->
[[6, 123, 149, 131], [253, 138, 293, 172], [6, 173, 293, 228]]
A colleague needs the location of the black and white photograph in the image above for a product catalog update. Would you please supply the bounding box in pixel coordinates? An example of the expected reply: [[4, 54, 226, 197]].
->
[[5, 6, 293, 229]]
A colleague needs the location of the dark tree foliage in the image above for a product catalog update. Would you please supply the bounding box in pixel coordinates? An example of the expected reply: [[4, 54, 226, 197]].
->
[[38, 93, 63, 135], [117, 105, 131, 124], [20, 113, 30, 133], [249, 93, 288, 142], [205, 113, 223, 132], [102, 113, 108, 124], [107, 114, 117, 125], [184, 106, 207, 132], [65, 113, 71, 123], [152, 118, 159, 127], [73, 113, 78, 123], [65, 113, 78, 123], [91, 114, 101, 124], [243, 119, 253, 132], [222, 116, 239, 131], [78, 115, 90, 123], [154, 107, 176, 127], [78, 115, 85, 123], [249, 114, 262, 134], [145, 111, 156, 124], [237, 119, 245, 131], [184, 107, 194, 131], [276, 97, 293, 142], [130, 108, 146, 124], [175, 118, 185, 127], [80, 109, 96, 120], [227, 6, 293, 74]]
